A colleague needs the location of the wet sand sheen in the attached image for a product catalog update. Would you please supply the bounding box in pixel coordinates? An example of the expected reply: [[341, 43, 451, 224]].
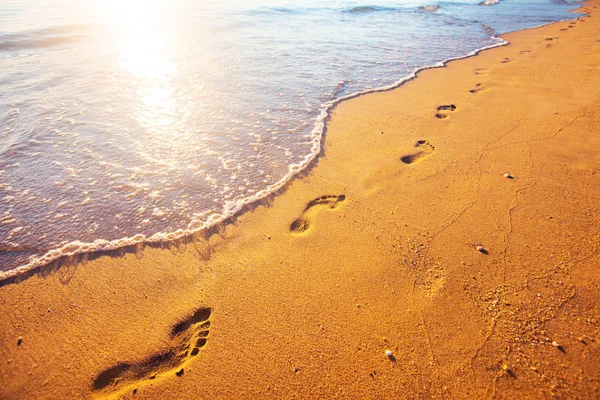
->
[[1, 1, 600, 399]]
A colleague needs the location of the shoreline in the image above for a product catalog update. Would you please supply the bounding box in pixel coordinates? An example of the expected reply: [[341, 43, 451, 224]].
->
[[0, 8, 585, 285], [2, 1, 600, 398]]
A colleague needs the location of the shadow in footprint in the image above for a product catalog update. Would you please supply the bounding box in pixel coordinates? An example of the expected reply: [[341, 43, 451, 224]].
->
[[401, 140, 435, 165], [93, 307, 212, 394], [290, 195, 346, 234], [171, 307, 211, 337], [93, 364, 131, 391]]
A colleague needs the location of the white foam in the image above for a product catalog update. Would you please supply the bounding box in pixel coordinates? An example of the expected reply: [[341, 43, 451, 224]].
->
[[421, 5, 440, 12]]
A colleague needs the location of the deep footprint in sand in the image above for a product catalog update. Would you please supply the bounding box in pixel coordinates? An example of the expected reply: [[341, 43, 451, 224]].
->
[[401, 140, 435, 165], [501, 58, 511, 64], [290, 195, 346, 234], [435, 104, 456, 119], [92, 307, 212, 395], [470, 84, 489, 94]]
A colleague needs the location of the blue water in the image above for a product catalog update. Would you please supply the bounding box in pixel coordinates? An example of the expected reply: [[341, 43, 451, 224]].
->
[[0, 0, 583, 277]]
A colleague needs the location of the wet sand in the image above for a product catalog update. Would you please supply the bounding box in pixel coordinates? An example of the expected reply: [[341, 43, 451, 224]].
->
[[2, 1, 600, 398]]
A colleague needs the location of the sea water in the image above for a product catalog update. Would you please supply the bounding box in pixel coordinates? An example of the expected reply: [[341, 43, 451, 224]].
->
[[0, 0, 583, 277]]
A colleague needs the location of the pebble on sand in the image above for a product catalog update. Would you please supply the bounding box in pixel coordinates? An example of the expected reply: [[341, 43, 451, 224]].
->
[[476, 245, 485, 252], [503, 173, 513, 179], [551, 340, 565, 352], [385, 350, 396, 362]]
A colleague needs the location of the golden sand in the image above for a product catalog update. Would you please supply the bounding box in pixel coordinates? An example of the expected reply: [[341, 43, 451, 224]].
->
[[2, 2, 600, 398]]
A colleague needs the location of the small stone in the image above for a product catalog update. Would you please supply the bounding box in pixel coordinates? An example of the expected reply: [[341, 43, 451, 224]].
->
[[503, 173, 513, 179], [17, 337, 22, 346], [385, 350, 396, 362], [175, 368, 184, 377], [476, 245, 485, 252], [552, 341, 565, 352]]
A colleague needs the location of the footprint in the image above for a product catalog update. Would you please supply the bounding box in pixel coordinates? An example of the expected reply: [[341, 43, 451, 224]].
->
[[290, 195, 345, 234], [544, 37, 557, 47], [520, 49, 531, 54], [474, 68, 488, 75], [400, 140, 435, 165], [93, 307, 212, 395], [469, 84, 489, 94], [500, 58, 511, 64], [435, 104, 456, 119]]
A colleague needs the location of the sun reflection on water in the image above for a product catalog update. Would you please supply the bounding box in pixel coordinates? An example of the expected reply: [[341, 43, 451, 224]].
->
[[93, 0, 191, 167]]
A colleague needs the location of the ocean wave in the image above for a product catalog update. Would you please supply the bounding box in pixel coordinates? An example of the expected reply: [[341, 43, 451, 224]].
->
[[420, 5, 440, 12], [240, 6, 324, 16], [244, 4, 405, 16], [480, 0, 501, 5], [0, 25, 88, 52], [342, 5, 400, 14]]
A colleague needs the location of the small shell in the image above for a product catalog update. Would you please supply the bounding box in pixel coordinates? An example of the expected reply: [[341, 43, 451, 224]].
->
[[503, 173, 511, 178], [552, 341, 560, 347], [476, 245, 485, 252]]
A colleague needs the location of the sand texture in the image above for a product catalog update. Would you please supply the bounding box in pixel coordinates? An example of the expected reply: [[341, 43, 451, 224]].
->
[[1, 2, 600, 399]]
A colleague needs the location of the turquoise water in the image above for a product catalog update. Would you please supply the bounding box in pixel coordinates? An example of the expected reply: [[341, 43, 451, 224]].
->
[[0, 0, 583, 276]]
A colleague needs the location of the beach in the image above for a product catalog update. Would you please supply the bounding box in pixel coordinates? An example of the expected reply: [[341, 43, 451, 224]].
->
[[1, 1, 600, 398]]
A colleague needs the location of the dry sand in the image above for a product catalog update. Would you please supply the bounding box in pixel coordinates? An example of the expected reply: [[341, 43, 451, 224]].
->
[[1, 2, 600, 398]]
